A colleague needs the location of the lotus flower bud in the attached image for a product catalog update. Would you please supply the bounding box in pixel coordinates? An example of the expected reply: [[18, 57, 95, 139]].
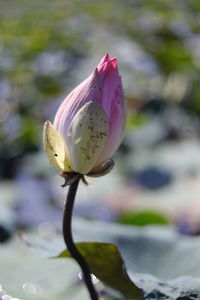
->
[[43, 54, 126, 175]]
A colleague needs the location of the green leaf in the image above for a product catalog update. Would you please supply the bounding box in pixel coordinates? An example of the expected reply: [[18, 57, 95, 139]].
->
[[57, 242, 142, 300], [74, 219, 200, 299]]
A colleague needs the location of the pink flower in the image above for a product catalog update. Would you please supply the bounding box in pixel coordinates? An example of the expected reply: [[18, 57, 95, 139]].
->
[[43, 54, 126, 175]]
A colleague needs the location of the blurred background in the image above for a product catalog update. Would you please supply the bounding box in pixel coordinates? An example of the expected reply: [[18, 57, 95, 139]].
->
[[1, 0, 200, 299]]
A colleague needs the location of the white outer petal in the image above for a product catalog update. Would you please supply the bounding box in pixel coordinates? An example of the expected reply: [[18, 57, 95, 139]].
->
[[69, 100, 109, 174], [43, 120, 71, 171]]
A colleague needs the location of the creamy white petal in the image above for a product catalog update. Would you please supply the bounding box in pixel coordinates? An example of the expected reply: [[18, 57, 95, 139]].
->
[[69, 100, 109, 174], [43, 120, 71, 171]]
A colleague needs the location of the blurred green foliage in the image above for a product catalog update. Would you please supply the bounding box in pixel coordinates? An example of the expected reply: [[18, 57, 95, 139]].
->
[[119, 210, 169, 226], [1, 0, 200, 178], [127, 113, 150, 131]]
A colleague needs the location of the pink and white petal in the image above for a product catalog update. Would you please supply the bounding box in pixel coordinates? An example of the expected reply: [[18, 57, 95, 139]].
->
[[97, 83, 126, 164], [97, 58, 120, 115], [54, 69, 102, 146], [68, 100, 109, 174]]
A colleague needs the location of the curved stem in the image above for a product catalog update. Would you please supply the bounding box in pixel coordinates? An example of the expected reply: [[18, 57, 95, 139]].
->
[[63, 174, 99, 300]]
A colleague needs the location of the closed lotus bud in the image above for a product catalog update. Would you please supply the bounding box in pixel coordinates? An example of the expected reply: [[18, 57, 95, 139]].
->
[[43, 54, 126, 175]]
